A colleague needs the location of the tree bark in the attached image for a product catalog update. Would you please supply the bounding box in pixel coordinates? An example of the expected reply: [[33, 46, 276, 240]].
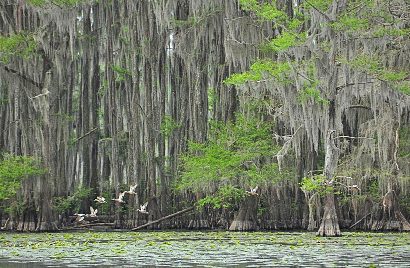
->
[[229, 195, 259, 231], [317, 129, 341, 236]]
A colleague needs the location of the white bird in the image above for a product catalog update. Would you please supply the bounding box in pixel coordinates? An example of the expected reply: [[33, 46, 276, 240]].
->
[[94, 196, 106, 204], [112, 192, 126, 203], [125, 184, 137, 195], [74, 213, 86, 222], [348, 184, 361, 191], [89, 206, 98, 217], [137, 202, 149, 214], [246, 186, 259, 196]]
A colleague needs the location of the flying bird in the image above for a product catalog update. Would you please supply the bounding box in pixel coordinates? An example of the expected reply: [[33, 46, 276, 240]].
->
[[94, 196, 106, 204], [74, 213, 86, 222], [246, 186, 259, 196], [89, 206, 98, 217], [125, 184, 137, 195], [112, 192, 126, 203], [137, 202, 149, 214]]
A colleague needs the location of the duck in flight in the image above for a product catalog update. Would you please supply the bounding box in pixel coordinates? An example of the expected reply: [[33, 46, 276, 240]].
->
[[125, 184, 137, 195], [94, 196, 106, 204], [89, 206, 98, 217], [246, 186, 259, 196], [112, 192, 126, 203], [74, 213, 86, 222], [137, 202, 149, 214]]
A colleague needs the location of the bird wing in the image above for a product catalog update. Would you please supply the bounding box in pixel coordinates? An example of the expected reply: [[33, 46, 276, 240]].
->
[[131, 184, 137, 192], [119, 192, 125, 199], [90, 206, 95, 214], [142, 202, 148, 209], [253, 186, 259, 192], [94, 209, 98, 215]]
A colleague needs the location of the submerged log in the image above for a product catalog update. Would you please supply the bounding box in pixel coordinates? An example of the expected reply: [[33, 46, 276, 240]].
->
[[132, 207, 194, 231]]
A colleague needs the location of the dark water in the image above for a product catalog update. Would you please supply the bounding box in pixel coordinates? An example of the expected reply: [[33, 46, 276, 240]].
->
[[0, 231, 409, 267]]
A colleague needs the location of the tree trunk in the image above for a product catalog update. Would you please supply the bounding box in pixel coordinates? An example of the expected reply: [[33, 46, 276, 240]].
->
[[317, 128, 341, 236], [229, 195, 258, 231]]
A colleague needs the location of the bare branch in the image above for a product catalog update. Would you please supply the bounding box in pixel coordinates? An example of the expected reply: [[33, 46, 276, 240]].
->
[[74, 127, 98, 143], [3, 66, 42, 88], [334, 135, 374, 140], [304, 0, 333, 22]]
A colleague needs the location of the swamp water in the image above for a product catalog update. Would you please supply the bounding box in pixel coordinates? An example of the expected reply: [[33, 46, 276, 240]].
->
[[0, 231, 408, 267]]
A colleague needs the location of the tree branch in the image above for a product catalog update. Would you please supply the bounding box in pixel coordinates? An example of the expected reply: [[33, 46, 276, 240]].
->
[[74, 127, 98, 143], [334, 135, 374, 140], [304, 0, 333, 22], [132, 207, 194, 231], [3, 66, 42, 88]]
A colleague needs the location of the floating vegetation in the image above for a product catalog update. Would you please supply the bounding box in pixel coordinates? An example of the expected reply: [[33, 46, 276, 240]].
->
[[0, 231, 409, 267]]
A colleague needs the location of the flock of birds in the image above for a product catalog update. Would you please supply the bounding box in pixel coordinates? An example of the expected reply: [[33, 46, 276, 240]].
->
[[74, 185, 260, 223], [74, 184, 148, 223]]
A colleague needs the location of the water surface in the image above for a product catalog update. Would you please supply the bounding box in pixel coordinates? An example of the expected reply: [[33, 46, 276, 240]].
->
[[0, 231, 408, 267]]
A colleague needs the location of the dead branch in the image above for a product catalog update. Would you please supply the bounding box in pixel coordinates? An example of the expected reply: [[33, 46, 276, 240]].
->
[[349, 213, 371, 229], [3, 66, 42, 88], [132, 207, 194, 231], [74, 127, 98, 143], [304, 0, 333, 22], [334, 135, 374, 140]]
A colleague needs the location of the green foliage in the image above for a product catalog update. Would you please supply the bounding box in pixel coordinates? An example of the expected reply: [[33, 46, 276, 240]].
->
[[160, 115, 181, 138], [332, 15, 369, 32], [111, 65, 131, 82], [297, 61, 328, 105], [3, 200, 26, 215], [207, 87, 217, 115], [239, 0, 287, 22], [302, 0, 333, 12], [177, 115, 282, 193], [299, 86, 329, 105], [399, 194, 410, 216], [53, 187, 93, 214], [340, 54, 409, 89], [224, 59, 291, 85], [0, 33, 37, 63], [197, 185, 245, 209], [300, 175, 333, 196], [379, 71, 408, 82], [367, 179, 379, 200], [27, 0, 83, 7], [399, 127, 410, 158], [0, 154, 44, 202], [395, 81, 410, 96], [372, 27, 410, 38], [347, 54, 381, 73], [263, 32, 306, 52]]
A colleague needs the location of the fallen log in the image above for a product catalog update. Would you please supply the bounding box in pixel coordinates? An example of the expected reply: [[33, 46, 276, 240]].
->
[[349, 213, 371, 229], [132, 207, 194, 231]]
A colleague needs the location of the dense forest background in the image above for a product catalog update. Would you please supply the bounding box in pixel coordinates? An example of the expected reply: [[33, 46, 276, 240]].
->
[[0, 0, 409, 236]]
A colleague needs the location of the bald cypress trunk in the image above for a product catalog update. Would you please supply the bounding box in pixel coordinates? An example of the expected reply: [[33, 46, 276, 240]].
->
[[229, 195, 259, 231]]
